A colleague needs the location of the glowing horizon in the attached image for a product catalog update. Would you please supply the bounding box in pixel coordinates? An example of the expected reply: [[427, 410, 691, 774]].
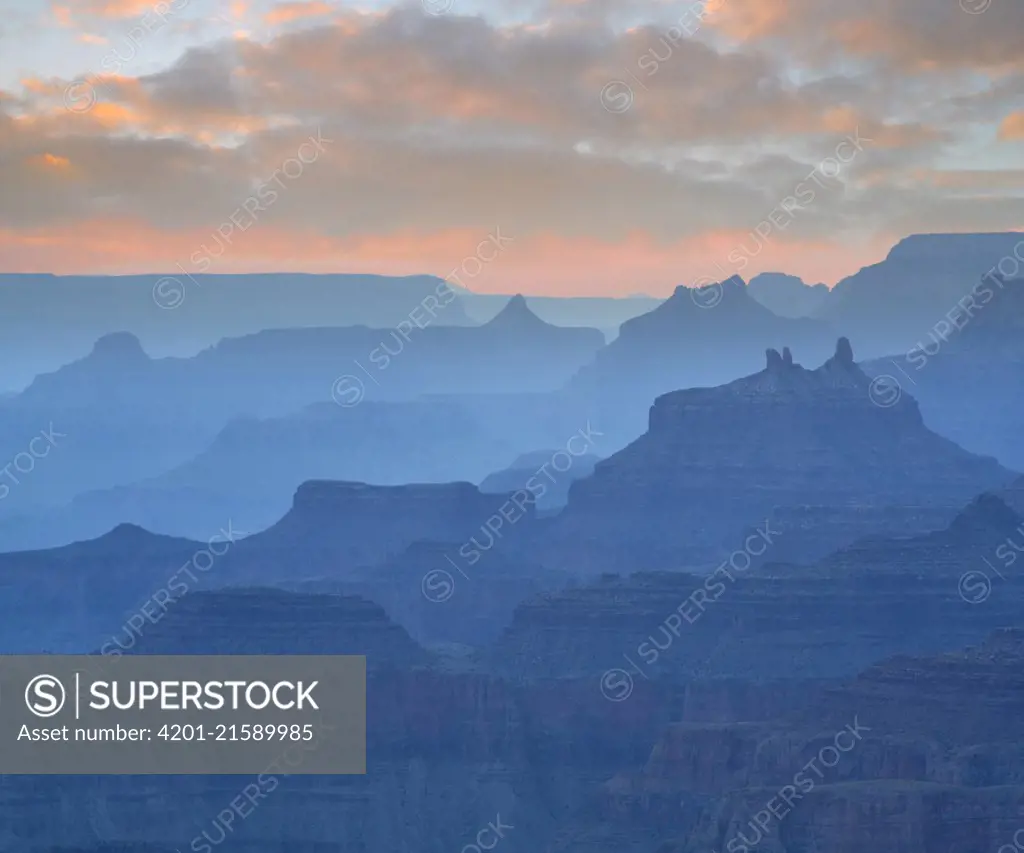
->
[[1, 0, 1021, 296]]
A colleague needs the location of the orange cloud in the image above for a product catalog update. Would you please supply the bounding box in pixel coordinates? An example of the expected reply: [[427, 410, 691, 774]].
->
[[702, 0, 795, 41], [53, 4, 74, 25], [265, 1, 334, 25], [998, 112, 1024, 141], [701, 0, 1024, 73], [13, 5, 947, 152], [11, 72, 277, 142], [31, 153, 73, 171], [89, 101, 140, 128], [20, 77, 55, 95]]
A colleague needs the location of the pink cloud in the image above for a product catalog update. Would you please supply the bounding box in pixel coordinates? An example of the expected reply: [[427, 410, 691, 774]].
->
[[0, 219, 894, 295]]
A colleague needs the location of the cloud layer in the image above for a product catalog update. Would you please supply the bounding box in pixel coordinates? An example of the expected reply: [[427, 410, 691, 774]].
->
[[1, 0, 1022, 294]]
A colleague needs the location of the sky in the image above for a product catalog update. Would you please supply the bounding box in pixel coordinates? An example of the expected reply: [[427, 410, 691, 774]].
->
[[0, 0, 1022, 296]]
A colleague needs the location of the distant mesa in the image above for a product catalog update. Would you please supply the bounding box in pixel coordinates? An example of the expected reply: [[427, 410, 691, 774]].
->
[[18, 330, 158, 408], [89, 331, 150, 362], [567, 273, 839, 441], [223, 479, 538, 583], [121, 588, 435, 665], [821, 231, 1024, 357], [286, 479, 506, 517], [538, 336, 1013, 573], [746, 272, 829, 319], [858, 275, 1024, 470], [884, 231, 1024, 263]]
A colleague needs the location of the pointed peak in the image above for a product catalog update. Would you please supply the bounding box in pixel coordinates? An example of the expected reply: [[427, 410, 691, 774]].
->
[[485, 294, 547, 329], [104, 521, 155, 539], [783, 347, 793, 365], [948, 493, 1023, 537], [485, 294, 552, 331], [58, 521, 192, 554], [96, 522, 185, 547]]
